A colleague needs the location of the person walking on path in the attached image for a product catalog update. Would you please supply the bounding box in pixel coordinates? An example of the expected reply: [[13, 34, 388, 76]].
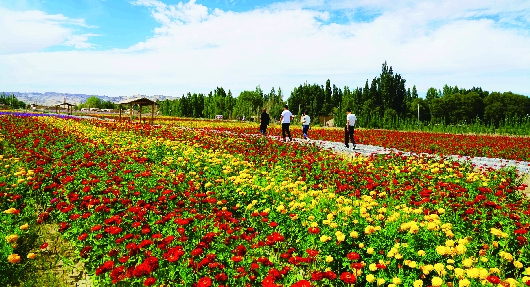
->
[[279, 104, 293, 142], [345, 108, 357, 149], [260, 108, 270, 135], [301, 111, 310, 139]]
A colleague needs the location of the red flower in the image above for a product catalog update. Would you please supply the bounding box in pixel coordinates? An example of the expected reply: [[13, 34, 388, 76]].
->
[[339, 272, 356, 284], [269, 222, 278, 227], [310, 271, 323, 281], [78, 233, 88, 241], [96, 260, 114, 276], [323, 271, 336, 280], [197, 276, 212, 287], [214, 273, 228, 282], [191, 248, 203, 257], [346, 252, 360, 261], [143, 277, 156, 286], [306, 249, 319, 257], [486, 276, 500, 284], [307, 227, 320, 234], [40, 242, 49, 249], [291, 280, 312, 287], [231, 255, 244, 262]]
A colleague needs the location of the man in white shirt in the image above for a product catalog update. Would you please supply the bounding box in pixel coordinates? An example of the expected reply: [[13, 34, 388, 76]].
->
[[301, 110, 310, 139], [345, 108, 357, 149], [279, 104, 293, 142]]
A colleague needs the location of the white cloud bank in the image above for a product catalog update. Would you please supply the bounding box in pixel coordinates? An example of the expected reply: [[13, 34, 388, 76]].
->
[[0, 0, 529, 98]]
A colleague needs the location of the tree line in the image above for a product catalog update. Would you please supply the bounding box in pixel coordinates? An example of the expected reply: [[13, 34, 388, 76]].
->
[[157, 61, 530, 128]]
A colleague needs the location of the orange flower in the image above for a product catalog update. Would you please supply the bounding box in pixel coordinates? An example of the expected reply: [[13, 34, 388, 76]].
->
[[8, 254, 21, 264], [27, 253, 37, 259]]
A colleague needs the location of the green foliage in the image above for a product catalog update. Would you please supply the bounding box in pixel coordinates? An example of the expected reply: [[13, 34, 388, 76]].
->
[[0, 93, 26, 109], [78, 96, 116, 110]]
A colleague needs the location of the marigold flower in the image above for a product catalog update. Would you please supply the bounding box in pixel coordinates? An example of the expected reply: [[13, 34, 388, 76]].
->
[[431, 276, 443, 287], [392, 277, 401, 284], [27, 253, 36, 259], [458, 278, 470, 287], [3, 208, 19, 214], [19, 223, 29, 230], [325, 255, 333, 263], [376, 278, 385, 286], [413, 279, 423, 287], [7, 254, 21, 264], [514, 260, 524, 269], [5, 234, 18, 243], [366, 274, 375, 283]]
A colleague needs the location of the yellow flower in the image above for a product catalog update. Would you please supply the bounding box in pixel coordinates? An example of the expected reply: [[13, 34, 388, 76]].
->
[[376, 278, 385, 286], [350, 230, 359, 238], [19, 223, 29, 230], [514, 260, 523, 269], [7, 254, 21, 264], [27, 253, 36, 259], [433, 263, 445, 275], [325, 255, 333, 263], [413, 279, 423, 287], [335, 231, 345, 242], [366, 274, 375, 283], [367, 248, 375, 255], [499, 251, 513, 262], [462, 258, 474, 267], [320, 235, 331, 243], [392, 277, 401, 285], [369, 263, 377, 271], [431, 277, 443, 287], [417, 250, 426, 257], [458, 278, 470, 287], [3, 208, 17, 214], [5, 234, 18, 243], [466, 268, 479, 279], [358, 243, 365, 248], [454, 268, 465, 278], [505, 278, 518, 287]]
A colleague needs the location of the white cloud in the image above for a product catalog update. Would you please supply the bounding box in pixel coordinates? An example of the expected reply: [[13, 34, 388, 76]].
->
[[0, 0, 529, 98], [0, 7, 98, 54]]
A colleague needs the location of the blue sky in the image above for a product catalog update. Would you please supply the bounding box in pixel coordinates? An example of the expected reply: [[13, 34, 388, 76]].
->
[[0, 0, 529, 99]]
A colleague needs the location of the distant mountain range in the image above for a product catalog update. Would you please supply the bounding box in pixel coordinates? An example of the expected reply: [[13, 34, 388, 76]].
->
[[2, 92, 176, 106]]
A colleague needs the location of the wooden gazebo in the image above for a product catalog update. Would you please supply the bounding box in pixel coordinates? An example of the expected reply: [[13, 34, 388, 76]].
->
[[55, 102, 75, 115], [118, 97, 158, 124]]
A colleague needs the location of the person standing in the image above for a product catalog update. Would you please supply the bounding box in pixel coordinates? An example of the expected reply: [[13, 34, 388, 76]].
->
[[260, 108, 270, 135], [301, 111, 310, 139], [279, 104, 293, 142], [345, 108, 357, 149]]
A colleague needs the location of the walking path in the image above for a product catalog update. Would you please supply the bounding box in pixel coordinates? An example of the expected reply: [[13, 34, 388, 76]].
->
[[274, 136, 530, 175]]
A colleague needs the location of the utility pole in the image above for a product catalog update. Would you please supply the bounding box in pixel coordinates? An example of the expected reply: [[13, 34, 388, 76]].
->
[[417, 103, 420, 122]]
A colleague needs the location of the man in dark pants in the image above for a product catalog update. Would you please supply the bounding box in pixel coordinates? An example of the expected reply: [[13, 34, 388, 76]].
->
[[260, 108, 270, 135], [279, 104, 293, 142], [345, 108, 357, 149]]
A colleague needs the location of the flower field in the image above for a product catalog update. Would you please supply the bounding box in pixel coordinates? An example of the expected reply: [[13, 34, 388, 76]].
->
[[1, 114, 530, 287], [102, 115, 530, 161]]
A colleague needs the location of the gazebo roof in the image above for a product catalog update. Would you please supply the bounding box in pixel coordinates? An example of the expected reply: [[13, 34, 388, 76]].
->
[[118, 97, 159, 106], [55, 102, 76, 107]]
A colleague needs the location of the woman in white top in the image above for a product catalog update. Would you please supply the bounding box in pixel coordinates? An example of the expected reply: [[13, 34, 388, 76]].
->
[[345, 108, 357, 149], [301, 111, 310, 139], [279, 104, 293, 142]]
